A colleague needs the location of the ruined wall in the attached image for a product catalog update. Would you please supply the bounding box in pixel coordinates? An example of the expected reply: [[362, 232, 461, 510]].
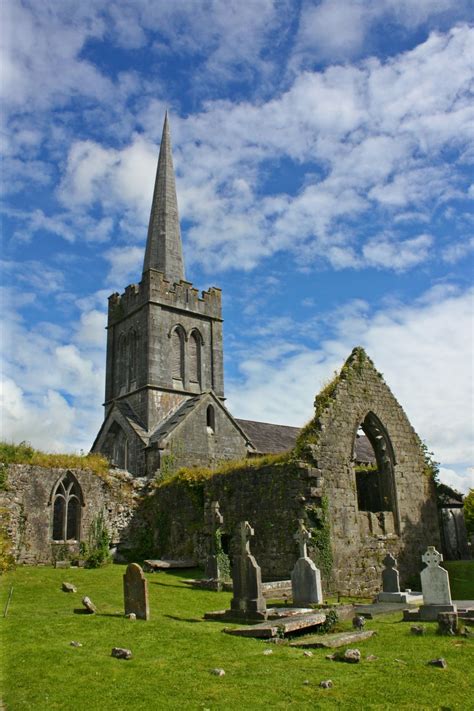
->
[[0, 465, 142, 565], [144, 348, 441, 595], [147, 460, 310, 581]]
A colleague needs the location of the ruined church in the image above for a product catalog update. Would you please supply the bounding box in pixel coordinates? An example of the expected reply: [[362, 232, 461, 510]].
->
[[2, 115, 447, 593]]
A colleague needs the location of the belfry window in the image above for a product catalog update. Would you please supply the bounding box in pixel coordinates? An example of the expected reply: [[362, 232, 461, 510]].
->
[[51, 472, 83, 542], [189, 330, 202, 385], [171, 326, 185, 383], [128, 329, 137, 387], [118, 334, 127, 389], [354, 413, 396, 514], [206, 404, 215, 433]]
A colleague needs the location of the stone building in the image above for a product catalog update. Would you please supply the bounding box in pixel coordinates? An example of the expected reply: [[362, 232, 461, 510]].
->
[[1, 114, 450, 588]]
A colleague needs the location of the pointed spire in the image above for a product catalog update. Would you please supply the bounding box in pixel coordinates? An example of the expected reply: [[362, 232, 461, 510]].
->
[[143, 112, 185, 282]]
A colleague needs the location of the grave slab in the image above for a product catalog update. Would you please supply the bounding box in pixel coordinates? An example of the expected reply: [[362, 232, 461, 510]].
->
[[143, 559, 196, 571], [223, 611, 326, 638], [291, 630, 376, 649]]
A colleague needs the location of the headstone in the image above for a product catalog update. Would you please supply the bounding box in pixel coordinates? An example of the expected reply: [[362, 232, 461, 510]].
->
[[123, 563, 149, 620], [377, 552, 422, 603], [204, 500, 224, 580], [382, 553, 400, 592], [419, 546, 456, 621], [291, 519, 323, 606], [229, 521, 267, 620]]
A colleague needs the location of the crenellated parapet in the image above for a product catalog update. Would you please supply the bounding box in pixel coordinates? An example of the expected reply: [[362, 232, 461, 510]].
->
[[108, 270, 222, 326]]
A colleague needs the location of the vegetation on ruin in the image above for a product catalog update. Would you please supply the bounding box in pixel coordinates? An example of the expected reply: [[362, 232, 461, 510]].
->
[[0, 442, 110, 477], [1, 564, 473, 710], [305, 497, 333, 578], [156, 452, 290, 489]]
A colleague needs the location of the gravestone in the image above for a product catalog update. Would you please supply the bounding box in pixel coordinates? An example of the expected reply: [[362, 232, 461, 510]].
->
[[377, 552, 422, 604], [123, 563, 149, 620], [419, 546, 456, 621], [204, 500, 224, 581], [229, 521, 267, 620], [291, 519, 323, 606]]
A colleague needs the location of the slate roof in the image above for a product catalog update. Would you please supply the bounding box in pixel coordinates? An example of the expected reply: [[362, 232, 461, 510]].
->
[[236, 418, 376, 464], [149, 396, 202, 445]]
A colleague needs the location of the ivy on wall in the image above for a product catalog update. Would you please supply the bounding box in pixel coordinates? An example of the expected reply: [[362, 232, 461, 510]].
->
[[305, 496, 333, 578]]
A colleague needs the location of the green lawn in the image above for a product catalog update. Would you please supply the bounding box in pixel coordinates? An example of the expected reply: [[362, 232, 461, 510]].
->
[[1, 565, 473, 711], [444, 560, 474, 599]]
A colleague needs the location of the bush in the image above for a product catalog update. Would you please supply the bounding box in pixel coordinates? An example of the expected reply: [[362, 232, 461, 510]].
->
[[80, 512, 111, 568]]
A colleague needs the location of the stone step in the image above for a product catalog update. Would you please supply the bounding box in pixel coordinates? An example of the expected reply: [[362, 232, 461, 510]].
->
[[290, 629, 376, 648], [224, 612, 326, 639]]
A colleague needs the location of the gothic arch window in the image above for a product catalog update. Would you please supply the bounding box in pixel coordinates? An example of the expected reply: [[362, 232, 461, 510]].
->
[[353, 412, 397, 516], [118, 333, 127, 389], [170, 325, 185, 383], [128, 329, 138, 387], [51, 472, 83, 542], [188, 330, 202, 385], [206, 404, 216, 433]]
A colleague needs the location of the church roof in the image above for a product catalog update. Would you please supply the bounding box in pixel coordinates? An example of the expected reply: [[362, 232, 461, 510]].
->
[[235, 418, 376, 464], [142, 112, 185, 283], [149, 396, 202, 445]]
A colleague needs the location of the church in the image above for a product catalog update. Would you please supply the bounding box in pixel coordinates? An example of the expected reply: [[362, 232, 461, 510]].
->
[[2, 115, 447, 593], [90, 114, 374, 479]]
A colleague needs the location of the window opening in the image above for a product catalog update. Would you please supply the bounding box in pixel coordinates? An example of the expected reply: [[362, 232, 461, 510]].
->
[[354, 413, 396, 514], [51, 472, 83, 542], [206, 404, 215, 433], [171, 327, 185, 382], [189, 331, 202, 385]]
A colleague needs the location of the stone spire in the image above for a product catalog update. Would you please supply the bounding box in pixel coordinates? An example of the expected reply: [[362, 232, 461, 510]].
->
[[142, 112, 185, 282]]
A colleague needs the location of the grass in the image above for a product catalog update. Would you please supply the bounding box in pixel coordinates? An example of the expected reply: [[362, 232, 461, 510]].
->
[[0, 441, 110, 477], [444, 560, 474, 599], [1, 566, 473, 710]]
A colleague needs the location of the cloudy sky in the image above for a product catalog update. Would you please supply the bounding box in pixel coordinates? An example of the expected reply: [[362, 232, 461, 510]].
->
[[1, 0, 473, 492]]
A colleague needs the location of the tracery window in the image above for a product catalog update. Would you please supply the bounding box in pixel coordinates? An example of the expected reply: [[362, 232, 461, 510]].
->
[[51, 472, 83, 542]]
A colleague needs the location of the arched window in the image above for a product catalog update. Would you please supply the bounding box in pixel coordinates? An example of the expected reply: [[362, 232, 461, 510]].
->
[[188, 330, 202, 385], [353, 412, 396, 515], [171, 326, 185, 383], [51, 472, 83, 542], [206, 404, 216, 433], [128, 329, 137, 387], [118, 334, 127, 390]]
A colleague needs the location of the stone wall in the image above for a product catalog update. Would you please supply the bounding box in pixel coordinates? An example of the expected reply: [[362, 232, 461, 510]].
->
[[143, 348, 441, 595], [0, 465, 142, 565]]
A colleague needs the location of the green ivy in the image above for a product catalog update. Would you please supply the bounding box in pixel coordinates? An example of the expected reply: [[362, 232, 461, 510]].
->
[[305, 496, 333, 578], [80, 511, 111, 568], [214, 526, 230, 581]]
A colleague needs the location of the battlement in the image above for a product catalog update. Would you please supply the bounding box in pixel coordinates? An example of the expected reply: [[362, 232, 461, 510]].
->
[[108, 270, 222, 325]]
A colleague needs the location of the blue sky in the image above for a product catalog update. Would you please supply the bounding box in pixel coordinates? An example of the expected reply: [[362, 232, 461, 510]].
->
[[1, 0, 473, 493]]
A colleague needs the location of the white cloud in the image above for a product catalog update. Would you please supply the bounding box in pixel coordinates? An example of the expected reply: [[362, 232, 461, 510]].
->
[[104, 246, 144, 287], [439, 467, 474, 495], [227, 285, 474, 491], [362, 234, 433, 271]]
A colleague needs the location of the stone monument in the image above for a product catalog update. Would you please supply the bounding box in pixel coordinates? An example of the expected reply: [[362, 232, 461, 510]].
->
[[419, 546, 456, 621], [229, 521, 267, 620], [377, 552, 423, 604], [291, 519, 323, 606], [204, 500, 224, 581], [123, 563, 150, 620]]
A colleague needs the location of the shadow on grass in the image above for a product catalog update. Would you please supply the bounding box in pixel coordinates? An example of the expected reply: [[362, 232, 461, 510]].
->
[[73, 609, 94, 615], [164, 615, 203, 623]]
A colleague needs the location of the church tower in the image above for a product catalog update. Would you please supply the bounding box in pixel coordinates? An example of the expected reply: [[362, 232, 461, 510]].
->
[[91, 114, 245, 476]]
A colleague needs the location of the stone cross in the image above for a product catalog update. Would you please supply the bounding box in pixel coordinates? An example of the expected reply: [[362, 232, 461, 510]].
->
[[239, 520, 254, 556], [204, 500, 225, 582], [229, 520, 266, 620], [382, 552, 400, 593], [123, 563, 149, 620], [422, 546, 443, 568], [420, 546, 453, 608], [294, 519, 312, 559], [205, 500, 223, 532]]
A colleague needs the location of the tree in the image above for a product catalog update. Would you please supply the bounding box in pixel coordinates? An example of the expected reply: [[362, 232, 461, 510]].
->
[[464, 489, 474, 538]]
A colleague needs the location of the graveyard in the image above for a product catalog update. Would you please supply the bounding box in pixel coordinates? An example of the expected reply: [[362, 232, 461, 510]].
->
[[1, 556, 473, 710]]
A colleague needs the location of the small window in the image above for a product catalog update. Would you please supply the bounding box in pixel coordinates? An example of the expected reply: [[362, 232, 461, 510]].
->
[[188, 331, 202, 385], [206, 404, 215, 433], [51, 472, 83, 542]]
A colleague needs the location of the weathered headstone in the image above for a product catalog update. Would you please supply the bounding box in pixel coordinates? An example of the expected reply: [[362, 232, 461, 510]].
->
[[419, 546, 456, 621], [291, 519, 323, 606], [377, 552, 422, 604], [123, 563, 149, 621], [229, 521, 267, 620], [82, 596, 97, 614], [204, 500, 224, 581]]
